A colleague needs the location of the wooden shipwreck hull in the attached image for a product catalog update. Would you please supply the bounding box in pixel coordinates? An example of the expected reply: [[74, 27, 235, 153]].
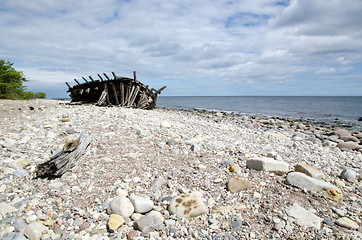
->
[[66, 71, 166, 109]]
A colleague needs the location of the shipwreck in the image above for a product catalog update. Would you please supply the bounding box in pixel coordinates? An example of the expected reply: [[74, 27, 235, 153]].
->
[[66, 71, 166, 109]]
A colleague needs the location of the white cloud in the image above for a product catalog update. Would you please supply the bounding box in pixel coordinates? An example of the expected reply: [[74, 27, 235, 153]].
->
[[0, 0, 361, 97]]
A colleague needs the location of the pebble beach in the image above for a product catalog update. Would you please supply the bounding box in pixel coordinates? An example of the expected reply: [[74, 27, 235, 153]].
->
[[0, 99, 361, 240]]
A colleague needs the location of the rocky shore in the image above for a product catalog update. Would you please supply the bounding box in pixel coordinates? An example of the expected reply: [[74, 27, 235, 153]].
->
[[0, 99, 361, 240]]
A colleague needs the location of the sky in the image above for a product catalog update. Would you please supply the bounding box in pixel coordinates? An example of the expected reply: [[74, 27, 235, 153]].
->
[[1, 0, 362, 98]]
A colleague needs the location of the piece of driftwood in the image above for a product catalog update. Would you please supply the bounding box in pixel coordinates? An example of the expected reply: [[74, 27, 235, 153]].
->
[[35, 132, 92, 179], [66, 71, 166, 109]]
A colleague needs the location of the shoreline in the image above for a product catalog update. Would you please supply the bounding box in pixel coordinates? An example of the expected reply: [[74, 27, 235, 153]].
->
[[159, 106, 362, 132], [0, 99, 361, 239]]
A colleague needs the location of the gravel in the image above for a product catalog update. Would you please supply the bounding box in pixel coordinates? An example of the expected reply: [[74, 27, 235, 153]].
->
[[0, 99, 361, 239]]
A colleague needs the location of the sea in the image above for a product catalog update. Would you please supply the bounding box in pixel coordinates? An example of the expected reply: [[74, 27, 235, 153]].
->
[[157, 96, 362, 130]]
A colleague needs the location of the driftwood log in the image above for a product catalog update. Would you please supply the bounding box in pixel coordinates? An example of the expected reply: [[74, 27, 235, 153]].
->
[[35, 132, 92, 179], [66, 71, 166, 109]]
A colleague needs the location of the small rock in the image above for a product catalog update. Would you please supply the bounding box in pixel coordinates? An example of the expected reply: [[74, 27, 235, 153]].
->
[[3, 139, 17, 151], [295, 163, 324, 179], [130, 213, 142, 222], [246, 157, 289, 175], [0, 203, 18, 218], [134, 216, 163, 233], [227, 177, 252, 193], [165, 219, 176, 227], [340, 168, 357, 182], [323, 219, 334, 226], [285, 203, 323, 229], [333, 129, 352, 138], [146, 210, 164, 222], [274, 220, 286, 230], [334, 179, 345, 187], [3, 232, 27, 240], [231, 219, 242, 231], [24, 222, 48, 240], [197, 164, 206, 170], [337, 141, 359, 150], [129, 194, 154, 213], [107, 196, 134, 218], [8, 159, 30, 169], [107, 214, 124, 232], [332, 208, 346, 217], [286, 172, 340, 193], [160, 121, 171, 128], [127, 230, 140, 240], [214, 178, 223, 183], [335, 217, 359, 229], [61, 115, 70, 122], [253, 192, 262, 199], [14, 168, 29, 178], [13, 219, 27, 232], [150, 176, 166, 190], [168, 191, 208, 219], [191, 144, 201, 152]]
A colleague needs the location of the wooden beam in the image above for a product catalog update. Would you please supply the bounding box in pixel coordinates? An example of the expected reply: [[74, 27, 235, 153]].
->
[[155, 86, 167, 94], [65, 82, 71, 89], [74, 79, 81, 85], [120, 82, 125, 106], [89, 76, 95, 82], [103, 73, 111, 81], [82, 77, 88, 83], [111, 83, 119, 105], [111, 72, 117, 79], [133, 71, 137, 81], [104, 83, 110, 105], [97, 74, 104, 81]]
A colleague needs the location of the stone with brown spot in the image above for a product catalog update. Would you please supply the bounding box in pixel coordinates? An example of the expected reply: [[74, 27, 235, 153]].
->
[[169, 191, 208, 219]]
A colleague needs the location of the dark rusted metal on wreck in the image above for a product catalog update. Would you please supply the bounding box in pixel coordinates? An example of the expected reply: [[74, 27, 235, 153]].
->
[[66, 71, 166, 109]]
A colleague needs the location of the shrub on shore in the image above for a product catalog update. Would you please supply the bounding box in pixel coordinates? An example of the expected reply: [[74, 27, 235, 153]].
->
[[0, 59, 46, 100]]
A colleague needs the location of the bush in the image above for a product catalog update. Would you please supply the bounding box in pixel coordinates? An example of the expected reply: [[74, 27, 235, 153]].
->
[[0, 59, 46, 99]]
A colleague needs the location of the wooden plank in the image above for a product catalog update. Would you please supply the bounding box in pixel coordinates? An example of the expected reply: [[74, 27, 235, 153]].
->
[[65, 82, 71, 89], [111, 83, 119, 105], [74, 79, 81, 85], [103, 73, 111, 81], [97, 74, 104, 81], [127, 85, 135, 106], [129, 86, 140, 107], [120, 82, 125, 106], [104, 83, 110, 105], [133, 71, 137, 81], [82, 77, 88, 83], [89, 76, 95, 82]]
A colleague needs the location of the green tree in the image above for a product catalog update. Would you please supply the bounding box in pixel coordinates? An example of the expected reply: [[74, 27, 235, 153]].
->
[[0, 59, 27, 99], [0, 59, 46, 99]]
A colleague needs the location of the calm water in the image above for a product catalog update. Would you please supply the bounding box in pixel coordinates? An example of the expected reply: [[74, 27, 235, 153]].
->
[[157, 96, 362, 128]]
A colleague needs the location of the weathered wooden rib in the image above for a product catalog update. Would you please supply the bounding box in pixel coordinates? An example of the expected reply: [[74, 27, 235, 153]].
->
[[35, 132, 92, 179], [66, 71, 166, 110]]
